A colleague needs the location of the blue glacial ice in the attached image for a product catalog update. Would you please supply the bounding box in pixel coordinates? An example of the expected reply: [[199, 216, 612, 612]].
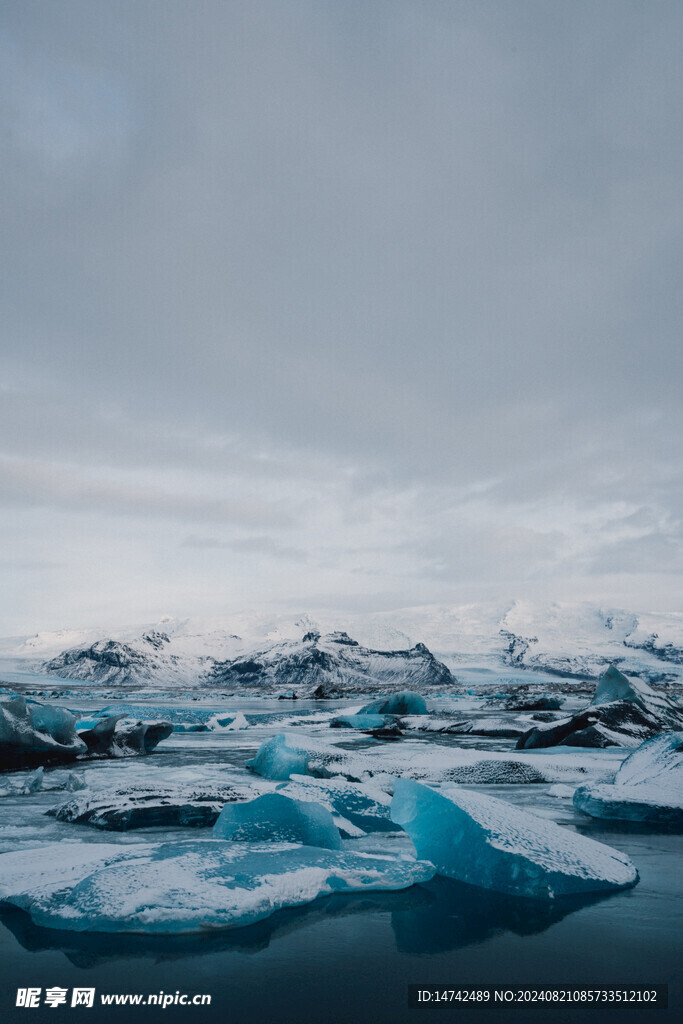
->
[[359, 691, 427, 716], [245, 734, 313, 780], [573, 732, 683, 826], [0, 840, 435, 934], [0, 697, 87, 768], [277, 775, 394, 834], [390, 779, 638, 899], [212, 792, 342, 849], [329, 713, 395, 731]]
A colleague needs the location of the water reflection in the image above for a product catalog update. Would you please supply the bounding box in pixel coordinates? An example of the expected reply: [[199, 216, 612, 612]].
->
[[391, 876, 614, 954], [0, 876, 614, 968]]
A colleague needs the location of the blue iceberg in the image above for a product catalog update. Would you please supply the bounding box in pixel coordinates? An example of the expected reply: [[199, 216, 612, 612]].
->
[[359, 691, 427, 716], [212, 792, 342, 849], [390, 779, 638, 899], [277, 775, 394, 834], [330, 713, 396, 732], [245, 734, 313, 780]]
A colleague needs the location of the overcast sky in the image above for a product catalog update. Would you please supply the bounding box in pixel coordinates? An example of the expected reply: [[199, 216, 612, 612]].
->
[[1, 0, 682, 633]]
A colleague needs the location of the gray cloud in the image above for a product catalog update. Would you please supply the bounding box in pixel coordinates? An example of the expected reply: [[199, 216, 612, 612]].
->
[[1, 1, 682, 630]]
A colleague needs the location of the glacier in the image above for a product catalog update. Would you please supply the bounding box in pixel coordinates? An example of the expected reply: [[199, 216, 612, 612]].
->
[[390, 779, 638, 898]]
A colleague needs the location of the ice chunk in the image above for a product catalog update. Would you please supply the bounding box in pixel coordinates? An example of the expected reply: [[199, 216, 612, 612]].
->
[[613, 732, 683, 787], [573, 733, 683, 826], [212, 793, 342, 850], [517, 667, 683, 749], [330, 713, 400, 734], [206, 712, 249, 731], [548, 784, 576, 799], [277, 775, 394, 834], [359, 691, 427, 716], [246, 733, 622, 786], [390, 779, 638, 898], [573, 783, 683, 827], [51, 781, 254, 830], [0, 840, 435, 934], [77, 715, 172, 758], [245, 734, 313, 780], [0, 697, 87, 768]]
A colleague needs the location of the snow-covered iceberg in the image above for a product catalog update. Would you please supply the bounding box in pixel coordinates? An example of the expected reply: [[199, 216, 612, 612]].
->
[[573, 733, 683, 827], [50, 781, 254, 830], [212, 793, 342, 849], [0, 697, 87, 768], [246, 732, 621, 786], [390, 779, 638, 899], [0, 840, 435, 934]]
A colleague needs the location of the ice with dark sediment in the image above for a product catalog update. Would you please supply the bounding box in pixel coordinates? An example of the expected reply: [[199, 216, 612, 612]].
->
[[0, 697, 87, 768], [516, 666, 683, 749], [391, 779, 639, 898], [49, 781, 256, 830], [76, 715, 173, 758]]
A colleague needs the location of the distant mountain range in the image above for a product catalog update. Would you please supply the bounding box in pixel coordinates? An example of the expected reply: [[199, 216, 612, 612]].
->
[[1, 602, 682, 691]]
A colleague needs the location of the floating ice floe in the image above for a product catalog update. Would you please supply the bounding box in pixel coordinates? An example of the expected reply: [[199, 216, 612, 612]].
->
[[390, 779, 638, 899], [573, 732, 683, 827], [246, 732, 622, 785], [0, 840, 435, 934], [50, 781, 255, 830], [516, 666, 683, 749], [0, 697, 87, 769], [212, 792, 342, 849], [0, 766, 87, 797], [329, 713, 402, 736]]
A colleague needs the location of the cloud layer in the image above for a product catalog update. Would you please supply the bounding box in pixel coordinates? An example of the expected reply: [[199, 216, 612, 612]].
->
[[1, 1, 682, 631]]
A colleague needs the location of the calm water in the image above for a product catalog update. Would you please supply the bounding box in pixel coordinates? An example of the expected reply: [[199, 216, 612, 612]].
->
[[0, 696, 680, 1023]]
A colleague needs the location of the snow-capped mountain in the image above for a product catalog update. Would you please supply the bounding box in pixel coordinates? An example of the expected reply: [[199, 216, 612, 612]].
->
[[207, 631, 455, 694], [1, 601, 682, 691]]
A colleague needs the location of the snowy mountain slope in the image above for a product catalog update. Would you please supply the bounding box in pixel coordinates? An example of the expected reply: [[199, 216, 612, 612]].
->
[[207, 631, 455, 694], [1, 601, 681, 691]]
